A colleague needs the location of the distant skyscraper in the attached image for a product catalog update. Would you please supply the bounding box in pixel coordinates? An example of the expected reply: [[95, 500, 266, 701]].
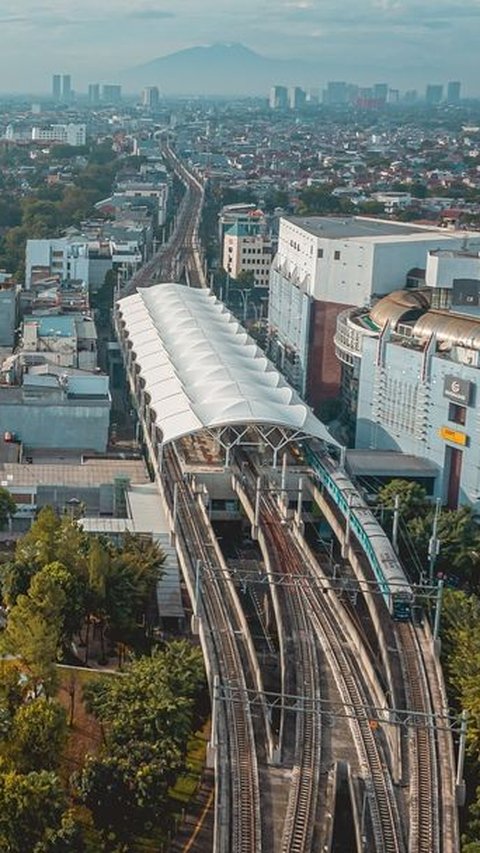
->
[[142, 86, 160, 110], [269, 85, 288, 110], [447, 81, 461, 104], [324, 81, 348, 105], [52, 74, 61, 100], [62, 74, 72, 102], [388, 88, 400, 104], [404, 90, 418, 104], [425, 84, 443, 105], [289, 86, 306, 110], [373, 83, 388, 104], [102, 85, 122, 104], [88, 84, 100, 105]]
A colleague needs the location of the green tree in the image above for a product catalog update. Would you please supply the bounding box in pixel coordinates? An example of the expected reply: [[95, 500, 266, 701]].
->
[[408, 506, 480, 586], [1, 572, 65, 694], [0, 487, 16, 531], [378, 479, 429, 522], [8, 699, 67, 773], [0, 769, 66, 852], [15, 507, 61, 567], [78, 642, 204, 842]]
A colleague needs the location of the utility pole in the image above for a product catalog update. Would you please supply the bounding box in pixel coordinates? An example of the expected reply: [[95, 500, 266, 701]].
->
[[456, 710, 468, 806], [428, 498, 442, 584], [392, 493, 400, 554], [433, 578, 445, 647]]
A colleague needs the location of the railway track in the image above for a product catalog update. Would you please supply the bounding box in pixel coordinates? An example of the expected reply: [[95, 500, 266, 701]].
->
[[121, 145, 205, 296], [396, 623, 440, 853], [248, 462, 404, 853], [163, 446, 262, 853]]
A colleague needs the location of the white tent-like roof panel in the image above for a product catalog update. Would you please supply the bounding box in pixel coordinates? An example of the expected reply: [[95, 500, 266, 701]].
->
[[117, 284, 338, 447]]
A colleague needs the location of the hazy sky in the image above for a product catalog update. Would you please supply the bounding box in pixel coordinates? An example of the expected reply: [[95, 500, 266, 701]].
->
[[1, 0, 479, 93]]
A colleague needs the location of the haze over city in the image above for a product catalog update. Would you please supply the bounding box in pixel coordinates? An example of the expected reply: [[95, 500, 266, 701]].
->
[[1, 0, 479, 94]]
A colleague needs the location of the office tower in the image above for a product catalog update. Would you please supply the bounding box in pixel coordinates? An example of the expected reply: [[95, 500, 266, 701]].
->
[[52, 74, 61, 100], [373, 83, 388, 103], [269, 85, 288, 110], [426, 84, 443, 105], [142, 86, 160, 110], [288, 86, 306, 110], [324, 81, 348, 105], [388, 88, 400, 104], [88, 84, 100, 105], [62, 74, 72, 102], [447, 81, 461, 104], [102, 85, 122, 104]]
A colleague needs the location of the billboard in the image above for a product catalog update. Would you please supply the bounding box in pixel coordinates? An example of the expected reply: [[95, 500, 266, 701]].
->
[[443, 375, 472, 405], [452, 279, 480, 307]]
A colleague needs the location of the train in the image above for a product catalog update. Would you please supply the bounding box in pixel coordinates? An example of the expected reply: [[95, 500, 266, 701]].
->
[[303, 443, 413, 621]]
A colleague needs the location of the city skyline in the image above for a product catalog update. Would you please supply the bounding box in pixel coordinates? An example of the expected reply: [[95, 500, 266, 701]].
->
[[0, 0, 478, 94]]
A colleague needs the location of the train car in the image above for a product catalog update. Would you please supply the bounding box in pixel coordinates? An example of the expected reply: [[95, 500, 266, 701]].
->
[[304, 443, 413, 621]]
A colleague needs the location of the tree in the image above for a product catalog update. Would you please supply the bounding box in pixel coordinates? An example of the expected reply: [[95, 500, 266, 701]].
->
[[1, 572, 65, 694], [408, 506, 480, 586], [377, 479, 429, 522], [0, 487, 16, 531], [0, 769, 66, 852], [15, 507, 62, 567], [9, 699, 67, 773], [36, 562, 88, 650], [233, 269, 255, 289], [79, 643, 205, 840]]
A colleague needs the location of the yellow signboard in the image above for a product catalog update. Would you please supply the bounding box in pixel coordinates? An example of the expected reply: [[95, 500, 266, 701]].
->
[[438, 426, 468, 446]]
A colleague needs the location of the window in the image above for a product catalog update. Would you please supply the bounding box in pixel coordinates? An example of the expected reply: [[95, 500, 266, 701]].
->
[[317, 248, 324, 258], [448, 403, 466, 426], [334, 250, 341, 261]]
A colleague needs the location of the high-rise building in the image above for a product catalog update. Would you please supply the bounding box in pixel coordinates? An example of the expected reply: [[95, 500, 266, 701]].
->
[[289, 86, 306, 110], [425, 84, 443, 105], [88, 84, 100, 105], [52, 74, 61, 100], [142, 86, 160, 110], [62, 74, 72, 102], [102, 85, 122, 104], [373, 83, 388, 103], [267, 216, 473, 404], [324, 81, 348, 105], [269, 85, 288, 110], [447, 81, 461, 104]]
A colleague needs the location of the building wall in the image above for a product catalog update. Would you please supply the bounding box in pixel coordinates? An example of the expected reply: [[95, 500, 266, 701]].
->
[[356, 336, 480, 507], [307, 301, 351, 404], [223, 231, 272, 286], [0, 288, 17, 346]]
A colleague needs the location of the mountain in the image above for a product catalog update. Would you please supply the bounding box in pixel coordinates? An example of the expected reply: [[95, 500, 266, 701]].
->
[[119, 43, 323, 96]]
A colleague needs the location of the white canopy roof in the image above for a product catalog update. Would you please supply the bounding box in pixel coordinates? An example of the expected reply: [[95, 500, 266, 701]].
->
[[117, 284, 337, 447]]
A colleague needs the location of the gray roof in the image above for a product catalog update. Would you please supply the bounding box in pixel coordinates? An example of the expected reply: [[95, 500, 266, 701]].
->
[[285, 216, 443, 240]]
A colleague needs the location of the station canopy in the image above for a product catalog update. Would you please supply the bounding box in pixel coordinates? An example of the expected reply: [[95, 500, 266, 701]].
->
[[117, 284, 338, 456]]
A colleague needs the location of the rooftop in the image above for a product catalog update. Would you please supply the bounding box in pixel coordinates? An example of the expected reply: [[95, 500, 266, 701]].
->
[[117, 284, 337, 447], [285, 215, 455, 241], [0, 458, 150, 488]]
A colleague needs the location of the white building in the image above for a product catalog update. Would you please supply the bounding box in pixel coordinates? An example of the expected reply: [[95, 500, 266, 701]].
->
[[31, 124, 86, 147], [25, 237, 142, 291], [222, 221, 273, 287], [268, 215, 480, 405]]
